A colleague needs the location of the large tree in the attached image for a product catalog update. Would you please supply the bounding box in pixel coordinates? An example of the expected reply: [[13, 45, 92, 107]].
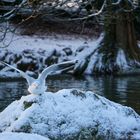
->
[[74, 0, 140, 75], [94, 0, 140, 73]]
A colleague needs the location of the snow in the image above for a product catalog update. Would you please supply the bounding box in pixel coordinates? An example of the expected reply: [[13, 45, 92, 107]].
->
[[116, 49, 129, 70], [75, 33, 103, 62], [0, 32, 140, 76], [0, 71, 20, 78], [0, 33, 99, 77], [0, 33, 95, 53], [138, 42, 140, 48], [0, 132, 49, 140], [0, 89, 140, 139]]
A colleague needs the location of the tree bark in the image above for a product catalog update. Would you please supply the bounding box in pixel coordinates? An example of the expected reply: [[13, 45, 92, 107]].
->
[[116, 12, 140, 61], [92, 3, 140, 74]]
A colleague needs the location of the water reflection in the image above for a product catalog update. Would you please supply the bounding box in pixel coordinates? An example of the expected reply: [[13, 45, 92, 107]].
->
[[0, 81, 28, 111], [0, 75, 140, 114]]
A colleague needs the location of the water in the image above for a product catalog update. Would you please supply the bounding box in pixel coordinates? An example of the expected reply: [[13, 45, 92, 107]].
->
[[0, 75, 140, 114]]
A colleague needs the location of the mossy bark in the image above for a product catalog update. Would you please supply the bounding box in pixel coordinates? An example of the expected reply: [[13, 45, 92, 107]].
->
[[116, 12, 140, 61], [74, 1, 140, 75], [93, 3, 140, 74]]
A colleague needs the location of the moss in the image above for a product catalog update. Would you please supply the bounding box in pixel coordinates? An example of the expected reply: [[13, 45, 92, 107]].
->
[[15, 117, 18, 121], [77, 126, 99, 140], [18, 124, 32, 133], [93, 94, 100, 100], [71, 90, 86, 98], [23, 101, 35, 109]]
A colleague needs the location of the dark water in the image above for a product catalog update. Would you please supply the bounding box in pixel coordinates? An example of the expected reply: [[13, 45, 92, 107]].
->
[[0, 75, 140, 114]]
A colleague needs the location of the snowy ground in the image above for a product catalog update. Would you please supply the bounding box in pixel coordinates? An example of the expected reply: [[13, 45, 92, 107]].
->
[[0, 32, 97, 52], [0, 89, 140, 140], [0, 33, 99, 77], [1, 32, 140, 77], [0, 132, 49, 140]]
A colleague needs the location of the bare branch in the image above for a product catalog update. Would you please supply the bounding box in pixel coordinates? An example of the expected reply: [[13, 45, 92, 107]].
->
[[112, 0, 122, 5], [0, 0, 28, 20], [67, 0, 106, 21]]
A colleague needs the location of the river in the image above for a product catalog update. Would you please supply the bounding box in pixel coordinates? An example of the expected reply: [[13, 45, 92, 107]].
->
[[0, 75, 140, 114]]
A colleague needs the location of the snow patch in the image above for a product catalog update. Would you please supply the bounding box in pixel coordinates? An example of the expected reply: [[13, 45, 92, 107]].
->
[[116, 49, 129, 70], [0, 132, 49, 140], [1, 33, 140, 75], [0, 33, 100, 77], [0, 33, 95, 53], [138, 42, 140, 48]]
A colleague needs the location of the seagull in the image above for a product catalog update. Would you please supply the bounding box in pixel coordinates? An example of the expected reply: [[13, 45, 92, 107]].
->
[[0, 61, 76, 95]]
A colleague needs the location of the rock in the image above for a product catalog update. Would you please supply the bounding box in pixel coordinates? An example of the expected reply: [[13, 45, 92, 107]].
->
[[23, 49, 34, 57], [44, 49, 57, 65], [0, 63, 4, 70], [0, 48, 72, 78], [74, 57, 90, 75], [17, 56, 38, 72], [37, 49, 46, 56], [62, 47, 73, 56], [0, 50, 8, 61], [79, 8, 88, 16], [0, 89, 140, 140], [13, 54, 22, 63], [76, 42, 89, 53]]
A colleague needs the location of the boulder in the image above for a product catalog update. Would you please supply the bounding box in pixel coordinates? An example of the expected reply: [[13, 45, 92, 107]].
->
[[0, 89, 140, 140], [0, 132, 49, 140]]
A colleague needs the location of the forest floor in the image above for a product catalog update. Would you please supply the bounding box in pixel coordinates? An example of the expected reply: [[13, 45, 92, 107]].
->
[[11, 16, 102, 38]]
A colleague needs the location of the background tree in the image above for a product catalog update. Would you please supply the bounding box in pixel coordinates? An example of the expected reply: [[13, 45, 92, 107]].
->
[[92, 0, 140, 73], [74, 0, 140, 75]]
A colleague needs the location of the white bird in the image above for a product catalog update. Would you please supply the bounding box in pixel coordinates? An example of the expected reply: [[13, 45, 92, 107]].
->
[[0, 61, 76, 95]]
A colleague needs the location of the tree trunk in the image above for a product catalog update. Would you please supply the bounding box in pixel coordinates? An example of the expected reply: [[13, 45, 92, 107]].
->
[[92, 6, 140, 74], [116, 12, 140, 60]]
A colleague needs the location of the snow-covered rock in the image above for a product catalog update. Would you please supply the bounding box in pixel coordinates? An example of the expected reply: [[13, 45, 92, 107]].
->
[[0, 34, 97, 78], [1, 33, 140, 76], [0, 132, 49, 140], [0, 89, 140, 140]]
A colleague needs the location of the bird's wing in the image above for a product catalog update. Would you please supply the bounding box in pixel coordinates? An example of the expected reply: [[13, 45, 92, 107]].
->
[[38, 60, 76, 82], [0, 61, 35, 85]]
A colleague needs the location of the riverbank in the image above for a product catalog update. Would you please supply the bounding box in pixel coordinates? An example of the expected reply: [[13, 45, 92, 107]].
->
[[1, 32, 140, 77], [0, 32, 98, 78]]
